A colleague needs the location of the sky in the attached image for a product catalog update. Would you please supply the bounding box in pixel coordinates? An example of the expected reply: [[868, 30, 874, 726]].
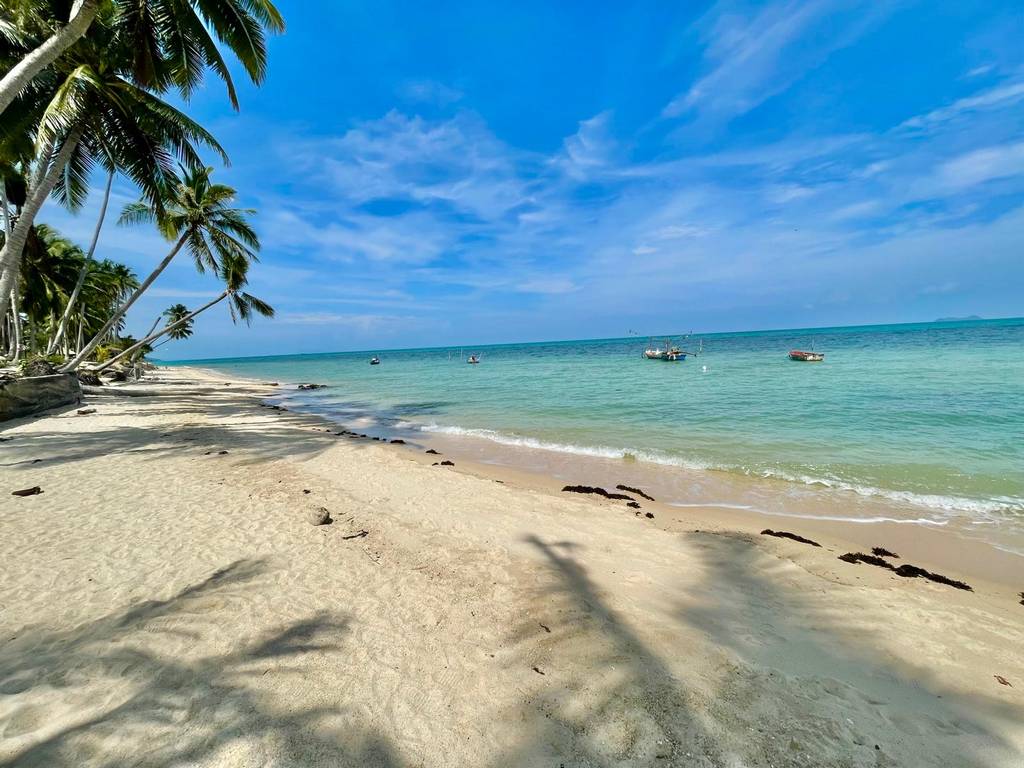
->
[[42, 0, 1024, 359]]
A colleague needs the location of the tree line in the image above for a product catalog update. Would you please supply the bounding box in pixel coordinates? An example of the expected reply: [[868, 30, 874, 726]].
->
[[0, 0, 285, 374]]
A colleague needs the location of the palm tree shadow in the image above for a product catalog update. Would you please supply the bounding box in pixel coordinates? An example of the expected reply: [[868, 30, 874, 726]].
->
[[495, 535, 723, 766], [0, 558, 405, 768], [673, 531, 1022, 767]]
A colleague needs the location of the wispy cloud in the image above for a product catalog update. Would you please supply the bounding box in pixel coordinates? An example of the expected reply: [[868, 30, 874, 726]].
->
[[662, 0, 893, 123], [900, 80, 1024, 131]]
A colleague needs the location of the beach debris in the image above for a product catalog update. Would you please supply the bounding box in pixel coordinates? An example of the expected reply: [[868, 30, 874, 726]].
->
[[1019, 592, 1023, 606], [995, 675, 1012, 687], [303, 489, 311, 494], [839, 552, 891, 567], [439, 460, 455, 466], [838, 552, 972, 591], [341, 530, 369, 540], [561, 485, 634, 501], [626, 501, 641, 509], [539, 622, 551, 633], [872, 547, 900, 558], [761, 529, 822, 547], [218, 450, 228, 455], [11, 486, 43, 497], [297, 383, 326, 390], [76, 371, 101, 386], [532, 666, 545, 675], [307, 506, 332, 526], [390, 439, 406, 445], [76, 408, 96, 415], [645, 512, 654, 519], [268, 382, 279, 386], [616, 484, 655, 501], [425, 449, 440, 455]]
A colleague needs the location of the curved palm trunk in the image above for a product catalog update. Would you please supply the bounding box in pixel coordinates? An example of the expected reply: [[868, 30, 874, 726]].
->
[[8, 290, 21, 362], [0, 0, 100, 117], [96, 291, 227, 372], [0, 125, 85, 321], [61, 231, 189, 372], [47, 169, 114, 355]]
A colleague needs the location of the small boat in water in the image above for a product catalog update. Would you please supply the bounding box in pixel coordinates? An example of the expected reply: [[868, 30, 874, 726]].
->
[[789, 350, 824, 362], [643, 336, 700, 361], [467, 354, 480, 364], [370, 356, 380, 365]]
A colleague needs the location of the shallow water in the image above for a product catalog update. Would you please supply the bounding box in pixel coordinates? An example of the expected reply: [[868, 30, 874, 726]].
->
[[171, 318, 1024, 552]]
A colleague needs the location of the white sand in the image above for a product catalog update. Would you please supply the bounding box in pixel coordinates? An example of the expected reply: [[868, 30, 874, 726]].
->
[[1, 367, 1022, 767]]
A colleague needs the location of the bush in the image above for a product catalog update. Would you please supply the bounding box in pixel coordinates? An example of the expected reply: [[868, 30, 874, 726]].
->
[[93, 345, 116, 362]]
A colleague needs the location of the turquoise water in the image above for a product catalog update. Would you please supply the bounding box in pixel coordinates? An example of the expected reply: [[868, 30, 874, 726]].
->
[[173, 318, 1024, 530]]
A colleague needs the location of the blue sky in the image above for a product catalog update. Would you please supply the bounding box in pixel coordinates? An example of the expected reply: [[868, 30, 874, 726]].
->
[[44, 0, 1024, 358]]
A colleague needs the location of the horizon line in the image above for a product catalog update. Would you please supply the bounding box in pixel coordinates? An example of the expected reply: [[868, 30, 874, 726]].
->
[[157, 314, 1023, 365]]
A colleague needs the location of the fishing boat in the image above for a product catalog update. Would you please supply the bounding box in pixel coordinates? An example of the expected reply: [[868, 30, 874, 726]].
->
[[789, 350, 824, 362], [467, 354, 481, 364], [370, 356, 380, 365], [643, 337, 700, 361]]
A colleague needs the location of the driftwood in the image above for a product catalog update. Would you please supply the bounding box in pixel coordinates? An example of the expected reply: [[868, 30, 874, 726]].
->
[[12, 486, 42, 497]]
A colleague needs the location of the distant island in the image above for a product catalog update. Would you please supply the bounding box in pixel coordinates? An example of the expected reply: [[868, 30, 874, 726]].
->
[[935, 315, 983, 322]]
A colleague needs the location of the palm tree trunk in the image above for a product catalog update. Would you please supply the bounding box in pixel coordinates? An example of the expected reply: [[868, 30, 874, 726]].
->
[[96, 291, 227, 372], [0, 0, 100, 117], [8, 290, 21, 362], [0, 125, 85, 321], [61, 231, 189, 372], [47, 169, 114, 354]]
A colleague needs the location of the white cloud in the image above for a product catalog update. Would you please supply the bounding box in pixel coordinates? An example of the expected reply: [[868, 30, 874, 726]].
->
[[934, 141, 1024, 192], [397, 79, 463, 106], [900, 81, 1024, 131]]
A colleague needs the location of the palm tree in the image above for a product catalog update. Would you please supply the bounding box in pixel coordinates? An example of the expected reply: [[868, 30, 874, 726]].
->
[[0, 0, 285, 117], [0, 0, 101, 117], [157, 303, 194, 344], [0, 22, 227, 324], [62, 165, 259, 371], [95, 255, 272, 372]]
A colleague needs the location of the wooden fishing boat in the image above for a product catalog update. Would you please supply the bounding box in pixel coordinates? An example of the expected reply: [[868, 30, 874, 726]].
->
[[370, 356, 380, 365], [789, 350, 824, 362]]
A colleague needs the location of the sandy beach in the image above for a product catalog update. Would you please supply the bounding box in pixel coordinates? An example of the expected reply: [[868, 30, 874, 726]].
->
[[1, 366, 1022, 767]]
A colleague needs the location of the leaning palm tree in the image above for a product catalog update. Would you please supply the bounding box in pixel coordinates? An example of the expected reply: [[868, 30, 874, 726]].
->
[[62, 165, 259, 371], [0, 0, 285, 117], [0, 22, 227, 324], [95, 255, 272, 371]]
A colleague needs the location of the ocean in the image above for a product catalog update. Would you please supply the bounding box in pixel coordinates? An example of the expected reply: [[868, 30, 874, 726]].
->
[[170, 318, 1024, 554]]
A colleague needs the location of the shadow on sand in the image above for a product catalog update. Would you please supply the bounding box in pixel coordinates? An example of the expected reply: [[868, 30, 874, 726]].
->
[[0, 559, 402, 768]]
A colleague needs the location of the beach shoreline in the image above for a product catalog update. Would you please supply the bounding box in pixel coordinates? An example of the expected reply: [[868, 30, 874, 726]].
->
[[182, 364, 1024, 591], [1, 364, 1022, 766]]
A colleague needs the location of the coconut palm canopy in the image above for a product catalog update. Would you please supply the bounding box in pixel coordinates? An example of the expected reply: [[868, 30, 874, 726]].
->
[[0, 0, 283, 368]]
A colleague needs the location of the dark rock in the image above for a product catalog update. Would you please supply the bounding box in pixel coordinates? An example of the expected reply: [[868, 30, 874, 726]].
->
[[871, 547, 899, 558], [218, 450, 228, 455], [761, 529, 822, 547], [76, 408, 96, 416], [307, 506, 332, 526], [561, 485, 633, 501], [626, 501, 641, 509], [390, 439, 406, 445], [616, 484, 655, 501], [440, 460, 455, 466], [1019, 592, 1023, 606], [432, 462, 439, 466], [297, 383, 327, 390], [268, 382, 279, 386], [644, 512, 654, 519], [1, 374, 82, 421], [76, 371, 101, 386], [425, 449, 440, 455], [12, 486, 43, 497]]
